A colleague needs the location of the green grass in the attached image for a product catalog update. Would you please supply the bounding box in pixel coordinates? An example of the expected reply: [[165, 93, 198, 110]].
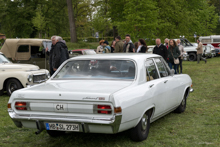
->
[[66, 42, 98, 50], [1, 57, 220, 147]]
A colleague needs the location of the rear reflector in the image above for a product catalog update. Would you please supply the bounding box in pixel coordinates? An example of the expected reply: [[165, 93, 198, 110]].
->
[[97, 105, 112, 114], [15, 102, 27, 110]]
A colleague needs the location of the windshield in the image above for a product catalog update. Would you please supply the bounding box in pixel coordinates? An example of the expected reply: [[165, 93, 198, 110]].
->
[[83, 50, 96, 55], [54, 60, 136, 80], [0, 54, 11, 63]]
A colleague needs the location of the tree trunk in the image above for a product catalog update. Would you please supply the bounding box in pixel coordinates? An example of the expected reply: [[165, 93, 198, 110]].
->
[[67, 0, 77, 43]]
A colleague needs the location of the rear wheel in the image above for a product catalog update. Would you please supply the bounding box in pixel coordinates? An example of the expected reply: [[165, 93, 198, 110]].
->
[[130, 111, 150, 142], [46, 130, 66, 137], [6, 79, 22, 96], [188, 53, 197, 61]]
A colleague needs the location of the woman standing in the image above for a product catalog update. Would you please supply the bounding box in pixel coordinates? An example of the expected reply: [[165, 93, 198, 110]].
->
[[167, 39, 180, 74], [96, 40, 105, 54], [136, 39, 147, 53], [176, 39, 184, 74]]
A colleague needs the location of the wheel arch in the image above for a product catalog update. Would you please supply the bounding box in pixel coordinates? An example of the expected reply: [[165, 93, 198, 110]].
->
[[3, 78, 24, 91], [134, 106, 155, 127]]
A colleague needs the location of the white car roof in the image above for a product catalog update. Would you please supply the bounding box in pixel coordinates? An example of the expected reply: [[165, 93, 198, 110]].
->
[[69, 53, 161, 61]]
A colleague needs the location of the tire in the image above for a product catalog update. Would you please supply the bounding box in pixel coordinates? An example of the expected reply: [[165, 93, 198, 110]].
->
[[130, 111, 150, 142], [174, 93, 187, 113], [46, 130, 66, 137], [188, 53, 197, 61], [6, 79, 23, 96]]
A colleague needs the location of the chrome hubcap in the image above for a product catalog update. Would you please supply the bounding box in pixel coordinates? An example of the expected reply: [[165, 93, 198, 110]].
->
[[9, 83, 17, 94], [141, 114, 148, 131]]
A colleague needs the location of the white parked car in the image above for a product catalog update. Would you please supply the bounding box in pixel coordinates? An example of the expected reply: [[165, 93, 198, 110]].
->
[[0, 52, 50, 96], [7, 54, 193, 141]]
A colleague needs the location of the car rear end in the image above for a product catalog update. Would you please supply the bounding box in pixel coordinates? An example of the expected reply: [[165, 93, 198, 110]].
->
[[8, 90, 123, 134]]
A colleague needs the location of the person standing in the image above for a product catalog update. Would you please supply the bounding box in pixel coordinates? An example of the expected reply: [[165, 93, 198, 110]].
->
[[96, 40, 104, 54], [164, 38, 169, 49], [103, 41, 111, 53], [46, 36, 69, 75], [136, 39, 147, 53], [177, 39, 184, 74], [123, 34, 135, 53], [114, 36, 124, 53], [153, 38, 168, 61], [196, 39, 207, 64], [52, 36, 69, 72], [167, 39, 180, 74]]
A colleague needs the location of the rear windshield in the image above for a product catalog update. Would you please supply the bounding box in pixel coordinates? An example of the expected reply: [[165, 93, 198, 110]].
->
[[54, 60, 136, 80]]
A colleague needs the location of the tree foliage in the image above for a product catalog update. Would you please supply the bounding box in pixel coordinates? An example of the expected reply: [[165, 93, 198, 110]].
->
[[0, 0, 219, 41]]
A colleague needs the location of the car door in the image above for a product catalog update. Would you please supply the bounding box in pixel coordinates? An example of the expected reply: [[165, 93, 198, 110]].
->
[[154, 58, 180, 111], [144, 59, 168, 118]]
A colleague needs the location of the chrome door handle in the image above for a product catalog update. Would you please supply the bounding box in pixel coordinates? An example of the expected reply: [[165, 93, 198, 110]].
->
[[149, 84, 154, 88], [164, 80, 168, 83]]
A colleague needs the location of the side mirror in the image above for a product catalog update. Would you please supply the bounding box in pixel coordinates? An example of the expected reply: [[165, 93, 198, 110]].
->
[[170, 69, 175, 76]]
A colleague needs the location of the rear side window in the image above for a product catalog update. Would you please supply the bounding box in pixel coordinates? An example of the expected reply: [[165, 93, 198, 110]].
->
[[17, 45, 29, 52], [154, 58, 169, 78], [145, 59, 159, 81]]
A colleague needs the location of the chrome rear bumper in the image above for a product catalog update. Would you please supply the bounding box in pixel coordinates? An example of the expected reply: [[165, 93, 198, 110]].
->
[[8, 111, 122, 134]]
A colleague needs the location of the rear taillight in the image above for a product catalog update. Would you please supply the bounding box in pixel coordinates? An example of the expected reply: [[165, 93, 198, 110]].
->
[[97, 105, 112, 114], [15, 102, 27, 110]]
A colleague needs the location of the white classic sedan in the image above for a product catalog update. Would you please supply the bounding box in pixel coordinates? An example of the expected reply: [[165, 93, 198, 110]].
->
[[8, 53, 193, 141]]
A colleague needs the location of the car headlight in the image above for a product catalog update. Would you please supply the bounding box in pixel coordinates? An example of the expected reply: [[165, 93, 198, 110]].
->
[[47, 73, 50, 79], [28, 75, 33, 82]]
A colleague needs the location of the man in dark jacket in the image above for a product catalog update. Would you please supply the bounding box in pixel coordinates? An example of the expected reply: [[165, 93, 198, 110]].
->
[[46, 36, 69, 75], [153, 38, 168, 61], [123, 34, 135, 53]]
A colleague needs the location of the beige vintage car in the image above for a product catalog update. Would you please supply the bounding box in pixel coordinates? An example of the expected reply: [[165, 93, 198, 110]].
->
[[1, 39, 51, 70], [0, 52, 50, 96]]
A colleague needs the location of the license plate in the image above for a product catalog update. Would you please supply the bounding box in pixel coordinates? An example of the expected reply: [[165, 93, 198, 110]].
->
[[46, 123, 79, 131]]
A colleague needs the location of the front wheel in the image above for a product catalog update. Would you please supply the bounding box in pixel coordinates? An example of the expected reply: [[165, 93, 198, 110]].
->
[[174, 95, 187, 113], [46, 130, 66, 137], [6, 79, 23, 96], [130, 111, 150, 142]]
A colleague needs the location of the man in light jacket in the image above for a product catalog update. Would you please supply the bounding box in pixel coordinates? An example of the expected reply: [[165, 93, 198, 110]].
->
[[196, 39, 207, 64]]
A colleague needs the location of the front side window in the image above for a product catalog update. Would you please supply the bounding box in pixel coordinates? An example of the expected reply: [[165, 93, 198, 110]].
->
[[154, 58, 168, 78], [54, 60, 136, 80], [145, 59, 159, 81], [17, 45, 29, 52]]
